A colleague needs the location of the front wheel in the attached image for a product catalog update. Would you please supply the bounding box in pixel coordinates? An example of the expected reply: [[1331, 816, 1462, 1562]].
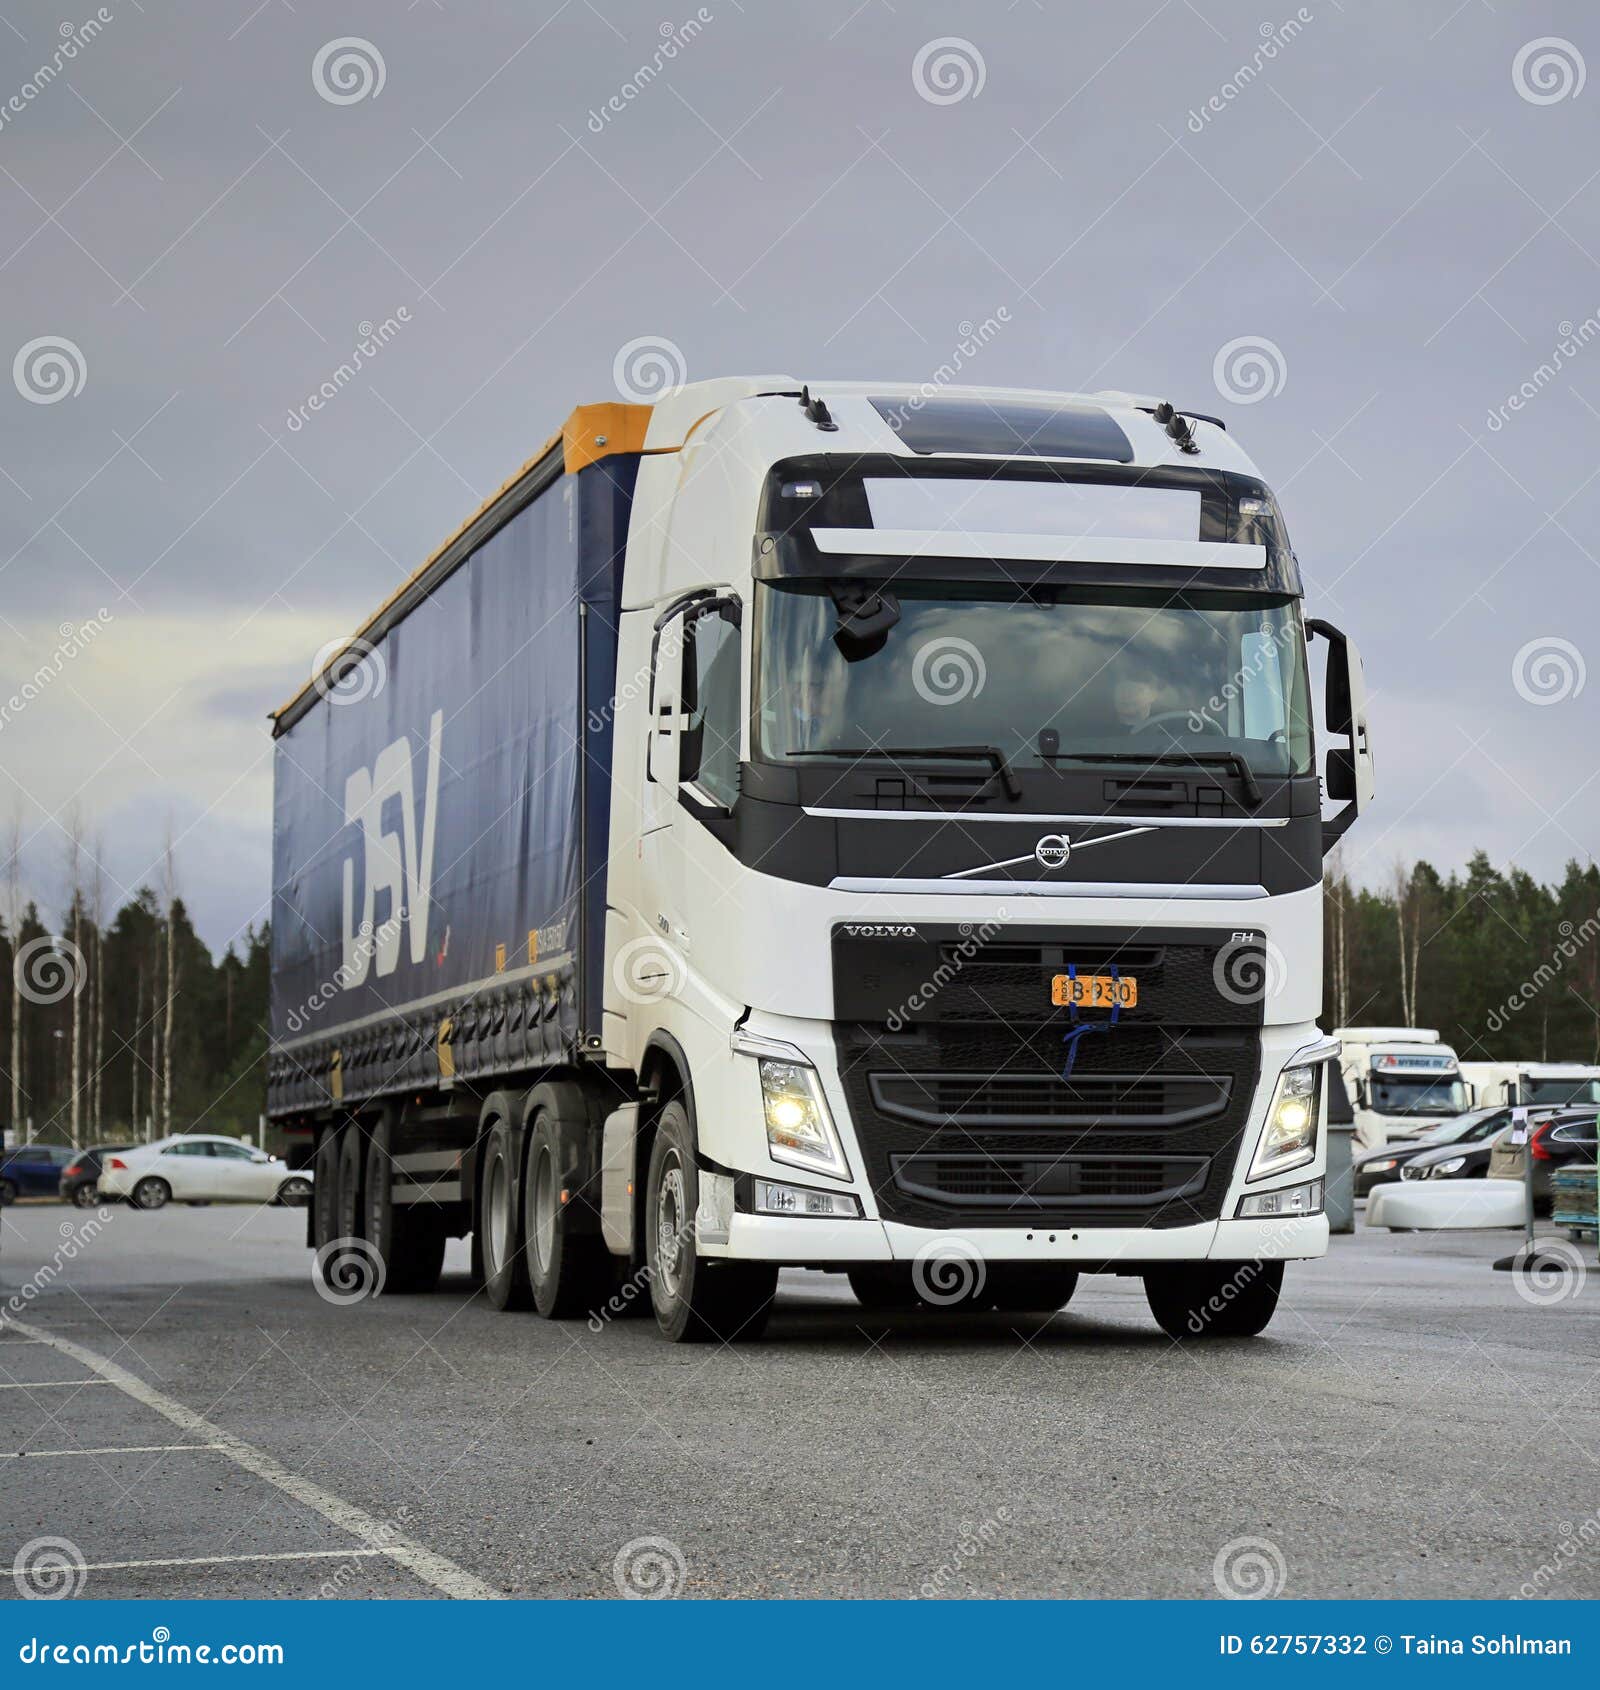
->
[[645, 1100, 777, 1343], [276, 1176, 313, 1207], [1144, 1260, 1283, 1340], [0, 1179, 17, 1205], [71, 1182, 99, 1209], [132, 1176, 171, 1212]]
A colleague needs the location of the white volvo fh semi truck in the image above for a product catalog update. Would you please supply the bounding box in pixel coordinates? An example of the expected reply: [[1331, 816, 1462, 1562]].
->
[[268, 378, 1375, 1342]]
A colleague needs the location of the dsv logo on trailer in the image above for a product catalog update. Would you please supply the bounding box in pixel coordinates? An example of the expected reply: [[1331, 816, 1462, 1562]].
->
[[341, 711, 443, 984]]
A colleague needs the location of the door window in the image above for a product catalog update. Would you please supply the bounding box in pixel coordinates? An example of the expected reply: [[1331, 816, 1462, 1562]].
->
[[680, 606, 741, 809]]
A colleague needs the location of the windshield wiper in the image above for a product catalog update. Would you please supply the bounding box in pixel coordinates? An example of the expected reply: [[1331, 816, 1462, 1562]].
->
[[1047, 749, 1262, 808], [787, 744, 1021, 801]]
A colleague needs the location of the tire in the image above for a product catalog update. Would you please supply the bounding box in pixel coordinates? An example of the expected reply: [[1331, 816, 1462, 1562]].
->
[[523, 1098, 609, 1319], [984, 1266, 1079, 1313], [312, 1126, 341, 1250], [1144, 1260, 1283, 1340], [0, 1179, 17, 1205], [847, 1266, 923, 1310], [363, 1111, 446, 1295], [71, 1183, 99, 1209], [644, 1100, 777, 1343], [335, 1122, 367, 1244], [479, 1109, 531, 1311], [132, 1176, 171, 1211], [276, 1176, 313, 1206]]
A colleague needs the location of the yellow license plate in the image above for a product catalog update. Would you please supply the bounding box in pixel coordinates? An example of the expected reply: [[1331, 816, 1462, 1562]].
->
[[1051, 974, 1137, 1009]]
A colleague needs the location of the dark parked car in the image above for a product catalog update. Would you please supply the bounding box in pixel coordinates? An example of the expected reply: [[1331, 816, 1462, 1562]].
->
[[1400, 1125, 1509, 1182], [0, 1142, 75, 1203], [1352, 1107, 1512, 1196], [1486, 1109, 1599, 1212], [58, 1144, 132, 1208]]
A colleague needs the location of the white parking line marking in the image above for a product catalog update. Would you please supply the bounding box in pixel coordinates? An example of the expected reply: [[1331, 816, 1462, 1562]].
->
[[0, 1378, 114, 1389], [79, 1549, 387, 1572], [1, 1444, 226, 1459], [9, 1319, 500, 1600]]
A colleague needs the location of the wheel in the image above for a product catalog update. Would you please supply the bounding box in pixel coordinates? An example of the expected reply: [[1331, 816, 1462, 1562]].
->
[[0, 1178, 17, 1205], [644, 1100, 777, 1343], [312, 1125, 342, 1250], [71, 1182, 99, 1208], [479, 1110, 532, 1311], [132, 1176, 171, 1211], [276, 1176, 312, 1206], [335, 1122, 366, 1244], [363, 1110, 446, 1294], [847, 1266, 923, 1310], [984, 1266, 1080, 1313], [1144, 1260, 1283, 1340], [523, 1093, 610, 1319]]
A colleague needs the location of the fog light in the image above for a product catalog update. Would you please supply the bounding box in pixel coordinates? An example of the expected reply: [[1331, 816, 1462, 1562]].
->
[[753, 1179, 861, 1219], [1237, 1177, 1323, 1218]]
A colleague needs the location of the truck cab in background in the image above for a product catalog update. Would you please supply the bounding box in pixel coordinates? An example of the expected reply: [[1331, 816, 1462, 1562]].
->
[[1460, 1060, 1600, 1110], [1333, 1028, 1469, 1151]]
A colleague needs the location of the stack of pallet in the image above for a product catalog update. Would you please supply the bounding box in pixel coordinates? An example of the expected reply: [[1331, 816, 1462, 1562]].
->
[[1551, 1162, 1598, 1239]]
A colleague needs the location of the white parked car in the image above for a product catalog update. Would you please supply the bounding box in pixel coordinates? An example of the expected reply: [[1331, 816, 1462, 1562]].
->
[[98, 1135, 313, 1211]]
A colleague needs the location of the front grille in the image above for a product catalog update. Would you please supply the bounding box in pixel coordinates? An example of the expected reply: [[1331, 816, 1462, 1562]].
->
[[869, 1071, 1230, 1130], [892, 1153, 1209, 1209]]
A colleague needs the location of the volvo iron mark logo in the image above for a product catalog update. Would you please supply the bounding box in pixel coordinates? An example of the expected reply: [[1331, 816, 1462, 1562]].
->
[[1034, 834, 1072, 871]]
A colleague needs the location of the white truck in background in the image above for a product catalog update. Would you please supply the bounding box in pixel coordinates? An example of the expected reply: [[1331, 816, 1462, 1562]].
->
[[1460, 1061, 1600, 1110], [1333, 1028, 1470, 1151]]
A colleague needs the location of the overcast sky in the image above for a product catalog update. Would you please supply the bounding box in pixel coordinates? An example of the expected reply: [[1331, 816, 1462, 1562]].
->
[[1, 0, 1597, 950]]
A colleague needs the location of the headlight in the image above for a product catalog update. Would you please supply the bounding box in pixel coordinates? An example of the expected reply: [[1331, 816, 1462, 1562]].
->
[[1366, 1157, 1398, 1173], [757, 1056, 851, 1181], [1248, 1062, 1320, 1181], [1431, 1156, 1467, 1175]]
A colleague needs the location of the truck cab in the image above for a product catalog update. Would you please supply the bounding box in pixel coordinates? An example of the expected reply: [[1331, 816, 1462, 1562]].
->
[[1334, 1028, 1470, 1150], [1461, 1061, 1600, 1109]]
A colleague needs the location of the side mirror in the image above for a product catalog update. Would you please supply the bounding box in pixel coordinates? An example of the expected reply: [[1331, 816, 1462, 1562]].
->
[[1307, 618, 1375, 853]]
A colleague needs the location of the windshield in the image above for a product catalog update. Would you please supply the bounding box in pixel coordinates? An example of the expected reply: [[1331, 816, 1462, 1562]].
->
[[1369, 1074, 1471, 1117], [756, 581, 1313, 776], [1524, 1077, 1600, 1105]]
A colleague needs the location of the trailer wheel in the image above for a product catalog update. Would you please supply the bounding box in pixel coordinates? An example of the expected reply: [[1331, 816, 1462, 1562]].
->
[[479, 1114, 531, 1311], [645, 1101, 777, 1343], [984, 1266, 1079, 1313], [311, 1125, 341, 1250], [1144, 1260, 1283, 1340], [363, 1112, 446, 1295], [523, 1106, 608, 1319], [336, 1121, 366, 1244]]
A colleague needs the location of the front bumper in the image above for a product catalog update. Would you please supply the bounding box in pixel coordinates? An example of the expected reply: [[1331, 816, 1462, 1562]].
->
[[717, 1210, 1328, 1265]]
